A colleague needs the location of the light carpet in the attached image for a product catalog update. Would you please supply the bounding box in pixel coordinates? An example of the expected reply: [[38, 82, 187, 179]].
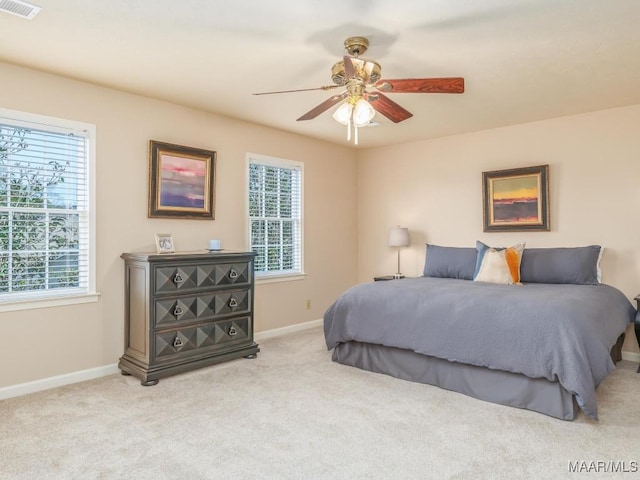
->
[[1, 326, 639, 480]]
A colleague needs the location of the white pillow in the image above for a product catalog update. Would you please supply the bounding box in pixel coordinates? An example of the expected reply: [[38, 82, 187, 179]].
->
[[473, 241, 525, 285]]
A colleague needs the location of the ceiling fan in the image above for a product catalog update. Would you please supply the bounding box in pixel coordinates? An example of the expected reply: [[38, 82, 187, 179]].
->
[[254, 36, 464, 144]]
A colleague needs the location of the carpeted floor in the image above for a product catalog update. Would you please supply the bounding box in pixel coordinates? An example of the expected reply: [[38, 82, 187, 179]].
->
[[1, 326, 639, 479]]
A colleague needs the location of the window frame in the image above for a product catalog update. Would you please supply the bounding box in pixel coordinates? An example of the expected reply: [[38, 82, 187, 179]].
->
[[246, 153, 305, 283], [0, 107, 98, 312]]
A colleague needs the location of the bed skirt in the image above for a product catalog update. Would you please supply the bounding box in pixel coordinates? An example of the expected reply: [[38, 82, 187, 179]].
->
[[332, 341, 578, 420]]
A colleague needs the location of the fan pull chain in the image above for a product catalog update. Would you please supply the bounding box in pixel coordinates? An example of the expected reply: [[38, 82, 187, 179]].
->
[[354, 125, 359, 145], [347, 117, 352, 142]]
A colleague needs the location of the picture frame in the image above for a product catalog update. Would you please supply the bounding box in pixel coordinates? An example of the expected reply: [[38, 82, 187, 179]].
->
[[155, 233, 175, 254], [148, 140, 216, 219], [482, 164, 550, 232]]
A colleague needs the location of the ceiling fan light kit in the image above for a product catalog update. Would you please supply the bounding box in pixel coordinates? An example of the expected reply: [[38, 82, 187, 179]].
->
[[253, 36, 465, 145], [332, 97, 375, 145]]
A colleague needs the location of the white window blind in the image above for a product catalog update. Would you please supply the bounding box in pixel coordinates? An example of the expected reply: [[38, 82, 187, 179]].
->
[[248, 154, 303, 278], [0, 111, 94, 305]]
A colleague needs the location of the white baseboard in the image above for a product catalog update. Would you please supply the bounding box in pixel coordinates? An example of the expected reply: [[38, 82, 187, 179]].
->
[[0, 363, 120, 401], [255, 318, 323, 341], [0, 320, 323, 401], [2, 320, 633, 402]]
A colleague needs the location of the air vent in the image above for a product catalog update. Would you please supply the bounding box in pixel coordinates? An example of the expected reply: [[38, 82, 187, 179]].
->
[[0, 0, 41, 20]]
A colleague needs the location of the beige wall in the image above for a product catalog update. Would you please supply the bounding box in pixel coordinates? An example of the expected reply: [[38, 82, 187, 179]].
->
[[357, 104, 640, 354], [2, 59, 638, 389], [0, 62, 358, 387]]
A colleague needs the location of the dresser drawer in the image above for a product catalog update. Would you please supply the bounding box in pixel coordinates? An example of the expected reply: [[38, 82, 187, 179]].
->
[[154, 317, 251, 362], [154, 288, 251, 327], [155, 261, 252, 295]]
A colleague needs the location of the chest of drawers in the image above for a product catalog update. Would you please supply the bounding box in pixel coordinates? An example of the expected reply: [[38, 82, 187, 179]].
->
[[118, 251, 259, 385]]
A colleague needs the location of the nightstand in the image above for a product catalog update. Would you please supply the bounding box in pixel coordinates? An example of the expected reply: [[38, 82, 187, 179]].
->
[[635, 295, 640, 373], [374, 275, 402, 281]]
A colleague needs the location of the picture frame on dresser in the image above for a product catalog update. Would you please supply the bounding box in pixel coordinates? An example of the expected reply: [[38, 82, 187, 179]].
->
[[148, 140, 216, 219], [482, 164, 550, 232], [154, 233, 175, 254]]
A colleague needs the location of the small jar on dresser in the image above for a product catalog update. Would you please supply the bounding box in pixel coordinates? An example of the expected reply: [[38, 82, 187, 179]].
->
[[118, 250, 259, 386]]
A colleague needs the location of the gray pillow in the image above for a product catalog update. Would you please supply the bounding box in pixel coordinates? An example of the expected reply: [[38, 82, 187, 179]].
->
[[423, 244, 477, 280], [519, 246, 603, 285]]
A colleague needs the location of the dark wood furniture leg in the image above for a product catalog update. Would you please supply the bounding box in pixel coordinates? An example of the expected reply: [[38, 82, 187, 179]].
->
[[636, 323, 640, 373], [635, 296, 640, 373], [635, 317, 640, 373]]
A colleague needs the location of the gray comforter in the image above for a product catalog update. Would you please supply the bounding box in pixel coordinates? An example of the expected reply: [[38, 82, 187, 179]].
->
[[324, 277, 635, 419]]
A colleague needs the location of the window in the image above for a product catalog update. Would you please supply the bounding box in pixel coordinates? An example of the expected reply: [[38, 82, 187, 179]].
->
[[247, 153, 303, 280], [0, 108, 96, 310]]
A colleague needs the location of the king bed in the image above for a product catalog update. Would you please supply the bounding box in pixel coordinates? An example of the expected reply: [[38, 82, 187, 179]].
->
[[324, 244, 636, 420]]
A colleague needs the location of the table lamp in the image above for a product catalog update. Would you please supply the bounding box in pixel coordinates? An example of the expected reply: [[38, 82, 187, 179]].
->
[[388, 226, 410, 279]]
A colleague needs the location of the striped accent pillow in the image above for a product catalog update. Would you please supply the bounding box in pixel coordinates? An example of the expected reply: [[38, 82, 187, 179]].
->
[[473, 241, 525, 285]]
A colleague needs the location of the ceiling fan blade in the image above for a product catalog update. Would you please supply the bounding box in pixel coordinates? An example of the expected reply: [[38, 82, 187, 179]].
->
[[343, 56, 379, 83], [253, 85, 341, 95], [343, 56, 356, 80], [297, 92, 348, 121], [374, 78, 465, 94], [365, 92, 413, 123]]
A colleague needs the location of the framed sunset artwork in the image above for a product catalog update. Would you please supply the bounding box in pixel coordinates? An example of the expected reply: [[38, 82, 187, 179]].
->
[[148, 140, 216, 219], [482, 165, 549, 232]]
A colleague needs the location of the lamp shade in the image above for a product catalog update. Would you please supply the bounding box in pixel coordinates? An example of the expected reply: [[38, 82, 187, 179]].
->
[[352, 98, 375, 127], [388, 227, 410, 247], [332, 102, 353, 125]]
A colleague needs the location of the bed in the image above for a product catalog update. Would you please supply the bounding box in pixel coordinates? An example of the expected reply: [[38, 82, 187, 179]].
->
[[324, 244, 636, 420]]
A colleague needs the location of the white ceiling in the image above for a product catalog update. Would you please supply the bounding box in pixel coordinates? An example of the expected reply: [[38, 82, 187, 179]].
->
[[1, 0, 640, 148]]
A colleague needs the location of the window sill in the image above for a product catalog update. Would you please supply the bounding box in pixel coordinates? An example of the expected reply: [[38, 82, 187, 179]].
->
[[0, 292, 101, 313], [256, 273, 307, 285]]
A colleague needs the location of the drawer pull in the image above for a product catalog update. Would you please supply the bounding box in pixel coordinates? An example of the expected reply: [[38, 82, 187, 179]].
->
[[228, 326, 237, 336], [173, 304, 184, 317], [173, 274, 184, 285], [228, 297, 238, 308], [229, 269, 238, 279], [173, 336, 184, 348]]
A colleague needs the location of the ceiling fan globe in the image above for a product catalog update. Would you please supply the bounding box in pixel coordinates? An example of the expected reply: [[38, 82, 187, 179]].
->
[[332, 102, 353, 125], [353, 99, 375, 127]]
